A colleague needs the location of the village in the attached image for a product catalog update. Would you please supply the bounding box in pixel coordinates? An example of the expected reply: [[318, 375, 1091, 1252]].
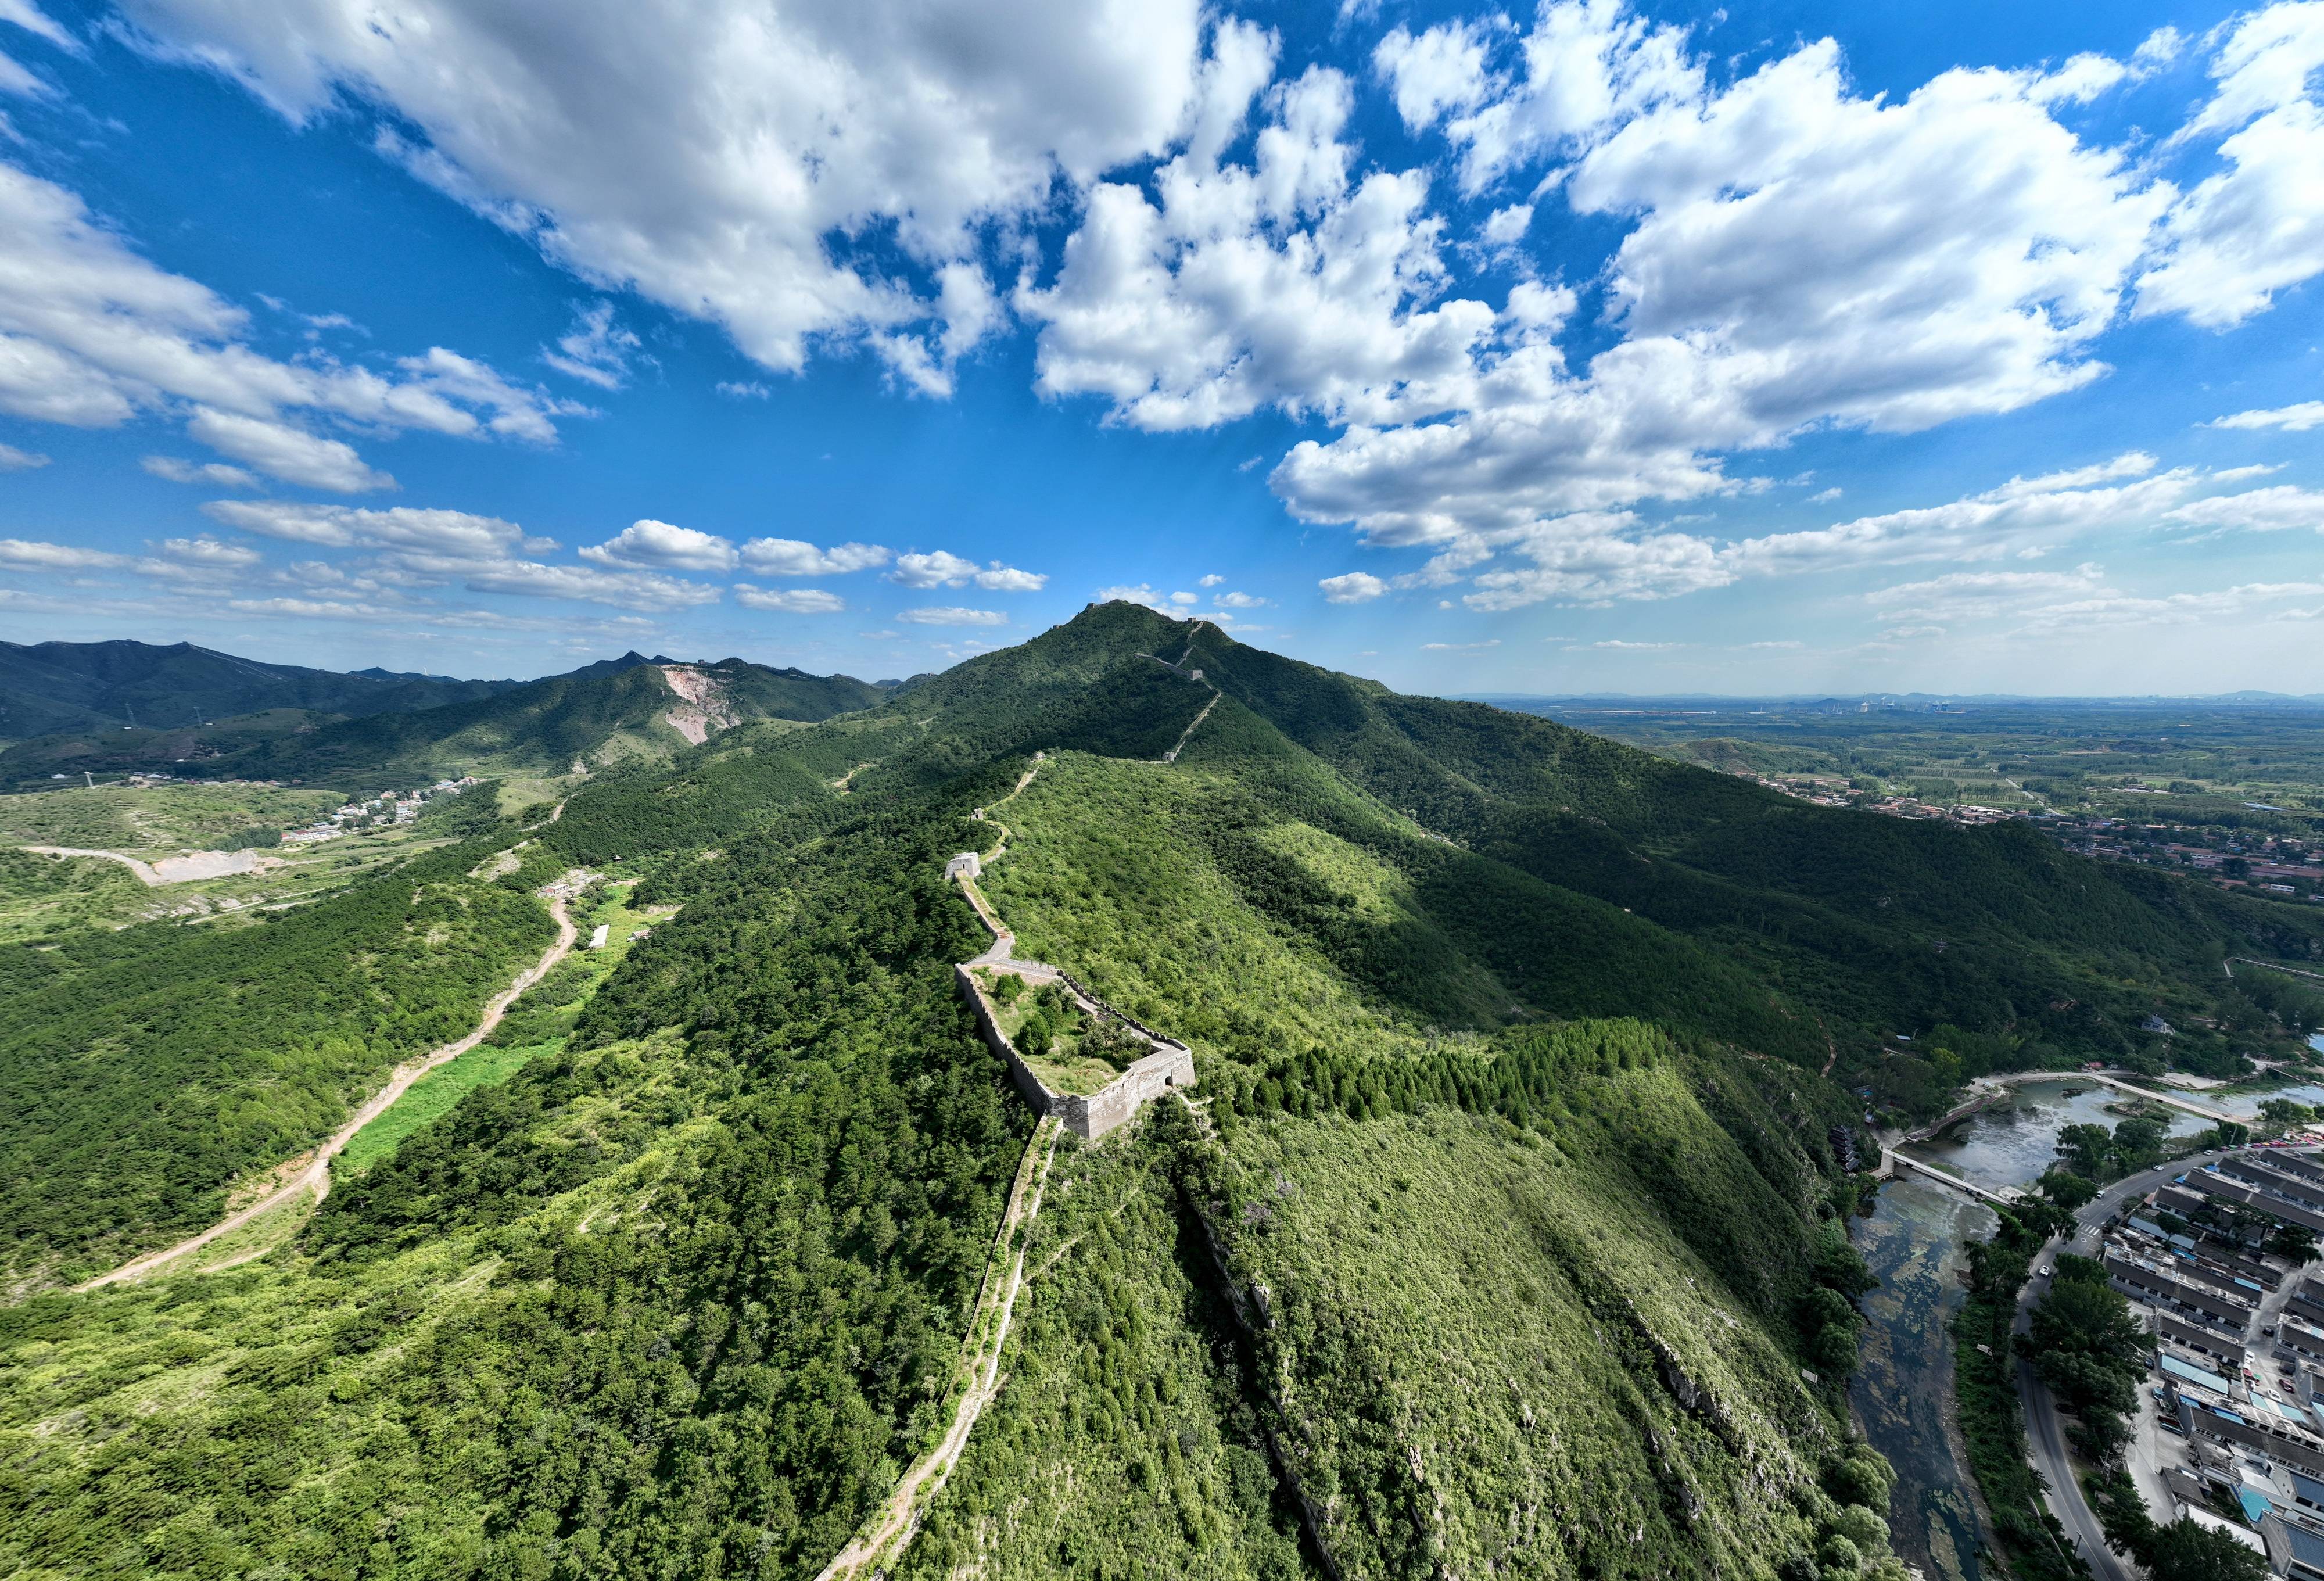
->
[[2104, 1146, 2324, 1577], [277, 776, 485, 844]]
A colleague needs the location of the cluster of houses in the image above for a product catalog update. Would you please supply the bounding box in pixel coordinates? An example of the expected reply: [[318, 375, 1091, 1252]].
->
[[280, 777, 480, 845], [2111, 1148, 2324, 1575]]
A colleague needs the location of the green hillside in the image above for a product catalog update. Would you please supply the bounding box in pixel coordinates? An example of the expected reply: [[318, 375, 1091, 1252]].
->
[[228, 658, 878, 782], [0, 834, 556, 1284], [1, 658, 885, 791], [0, 602, 2308, 1579]]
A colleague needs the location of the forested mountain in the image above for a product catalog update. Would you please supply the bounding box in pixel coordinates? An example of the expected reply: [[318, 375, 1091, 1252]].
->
[[220, 655, 885, 782], [1, 603, 2312, 1579], [0, 639, 520, 739], [0, 651, 885, 787]]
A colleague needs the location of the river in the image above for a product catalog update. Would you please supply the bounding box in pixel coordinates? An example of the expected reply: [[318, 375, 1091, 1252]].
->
[[1852, 1177, 1995, 1581], [1850, 1080, 2210, 1580]]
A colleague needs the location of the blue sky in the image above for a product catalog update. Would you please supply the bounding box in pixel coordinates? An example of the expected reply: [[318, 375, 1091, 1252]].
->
[[0, 0, 2319, 695]]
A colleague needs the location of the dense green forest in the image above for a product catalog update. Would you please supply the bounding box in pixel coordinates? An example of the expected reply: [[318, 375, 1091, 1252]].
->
[[0, 836, 555, 1285], [1, 603, 2305, 1579]]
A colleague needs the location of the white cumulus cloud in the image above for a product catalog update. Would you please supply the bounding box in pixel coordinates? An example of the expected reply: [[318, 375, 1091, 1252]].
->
[[735, 585, 844, 613], [185, 406, 393, 492], [124, 0, 1217, 394], [1318, 571, 1387, 603], [898, 605, 1007, 626], [0, 536, 127, 569], [582, 518, 738, 572], [1023, 47, 1498, 433], [740, 537, 890, 576], [142, 454, 259, 487], [0, 159, 575, 483], [890, 549, 1045, 590], [2164, 485, 2324, 536], [2209, 400, 2324, 433], [2137, 2, 2324, 327]]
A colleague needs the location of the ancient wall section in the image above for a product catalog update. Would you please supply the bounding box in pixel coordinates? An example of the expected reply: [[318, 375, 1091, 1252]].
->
[[953, 962, 1196, 1141]]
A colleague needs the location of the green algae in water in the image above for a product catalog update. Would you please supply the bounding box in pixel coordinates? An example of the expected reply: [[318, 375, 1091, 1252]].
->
[[1852, 1178, 1997, 1581]]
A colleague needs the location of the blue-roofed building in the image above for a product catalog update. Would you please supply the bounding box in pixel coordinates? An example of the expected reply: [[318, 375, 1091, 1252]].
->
[[2241, 1486, 2276, 1524], [2162, 1354, 2237, 1397], [2265, 1512, 2324, 1580]]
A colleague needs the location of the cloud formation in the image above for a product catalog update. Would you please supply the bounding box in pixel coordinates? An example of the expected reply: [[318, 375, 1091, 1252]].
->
[[735, 585, 844, 613], [890, 550, 1046, 590], [124, 0, 1218, 394], [0, 159, 575, 486], [2136, 3, 2324, 326], [2210, 400, 2324, 433], [203, 499, 720, 610], [897, 605, 1008, 626], [740, 538, 891, 576], [1279, 20, 2174, 587], [582, 518, 740, 572]]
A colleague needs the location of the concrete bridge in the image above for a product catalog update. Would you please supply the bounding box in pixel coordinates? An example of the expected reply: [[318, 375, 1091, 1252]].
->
[[1878, 1146, 2024, 1209]]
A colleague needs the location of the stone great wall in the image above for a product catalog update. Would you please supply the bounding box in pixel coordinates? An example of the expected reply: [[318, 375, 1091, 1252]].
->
[[817, 699, 1220, 1578], [946, 750, 1198, 1141]]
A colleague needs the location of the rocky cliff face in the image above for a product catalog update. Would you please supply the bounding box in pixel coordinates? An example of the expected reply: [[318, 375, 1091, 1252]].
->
[[658, 664, 739, 744]]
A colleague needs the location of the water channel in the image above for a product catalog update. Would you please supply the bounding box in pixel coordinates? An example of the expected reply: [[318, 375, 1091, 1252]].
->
[[1850, 1080, 2210, 1580]]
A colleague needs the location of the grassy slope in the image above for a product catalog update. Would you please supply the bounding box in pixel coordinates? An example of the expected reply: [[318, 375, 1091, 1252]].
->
[[899, 1123, 1319, 1581], [1218, 1099, 1831, 1579], [910, 1079, 1882, 1581], [1170, 612, 2324, 1057]]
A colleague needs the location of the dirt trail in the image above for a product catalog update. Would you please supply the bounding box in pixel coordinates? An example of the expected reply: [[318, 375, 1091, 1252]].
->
[[77, 890, 581, 1291], [21, 845, 162, 884], [959, 757, 1046, 963], [816, 1115, 1062, 1581]]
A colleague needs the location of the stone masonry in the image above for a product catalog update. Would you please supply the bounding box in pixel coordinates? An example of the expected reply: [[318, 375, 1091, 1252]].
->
[[955, 962, 1196, 1141]]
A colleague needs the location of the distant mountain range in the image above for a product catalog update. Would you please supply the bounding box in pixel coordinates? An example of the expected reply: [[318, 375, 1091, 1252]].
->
[[0, 639, 526, 738], [0, 640, 884, 787]]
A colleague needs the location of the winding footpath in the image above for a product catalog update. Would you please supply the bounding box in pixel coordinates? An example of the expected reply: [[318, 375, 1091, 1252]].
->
[[77, 888, 581, 1291], [815, 1116, 1062, 1581]]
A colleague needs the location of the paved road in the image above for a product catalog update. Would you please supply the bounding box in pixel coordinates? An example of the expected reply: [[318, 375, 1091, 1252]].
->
[[79, 889, 581, 1290], [2010, 1150, 2230, 1580]]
